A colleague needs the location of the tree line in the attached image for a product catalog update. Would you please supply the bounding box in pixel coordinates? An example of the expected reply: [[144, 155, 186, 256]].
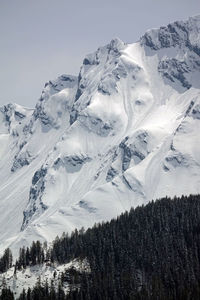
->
[[1, 194, 200, 299], [0, 248, 12, 273]]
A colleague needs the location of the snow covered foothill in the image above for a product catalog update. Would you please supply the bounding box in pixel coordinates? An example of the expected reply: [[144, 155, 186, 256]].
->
[[0, 15, 200, 256]]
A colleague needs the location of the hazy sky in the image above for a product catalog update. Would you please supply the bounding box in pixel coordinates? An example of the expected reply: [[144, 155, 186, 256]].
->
[[0, 0, 200, 107]]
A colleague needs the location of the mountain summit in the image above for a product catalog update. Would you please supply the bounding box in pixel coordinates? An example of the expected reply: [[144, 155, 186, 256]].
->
[[0, 16, 200, 254]]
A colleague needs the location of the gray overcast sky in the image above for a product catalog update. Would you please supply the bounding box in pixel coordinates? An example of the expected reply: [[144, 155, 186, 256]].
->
[[0, 0, 200, 108]]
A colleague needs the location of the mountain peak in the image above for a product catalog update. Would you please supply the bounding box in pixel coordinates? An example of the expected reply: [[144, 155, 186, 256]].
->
[[107, 37, 125, 52], [141, 15, 200, 51], [0, 15, 200, 255]]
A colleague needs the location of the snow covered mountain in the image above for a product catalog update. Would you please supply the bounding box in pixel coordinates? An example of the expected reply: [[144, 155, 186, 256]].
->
[[0, 15, 200, 255]]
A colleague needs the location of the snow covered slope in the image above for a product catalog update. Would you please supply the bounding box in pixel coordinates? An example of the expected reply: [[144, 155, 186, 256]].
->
[[0, 15, 200, 255], [0, 259, 90, 298]]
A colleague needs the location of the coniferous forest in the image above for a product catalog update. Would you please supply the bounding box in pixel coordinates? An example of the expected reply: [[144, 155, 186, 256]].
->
[[1, 194, 200, 299]]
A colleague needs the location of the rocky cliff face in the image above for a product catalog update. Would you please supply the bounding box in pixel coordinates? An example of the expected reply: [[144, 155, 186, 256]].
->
[[0, 15, 200, 254]]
